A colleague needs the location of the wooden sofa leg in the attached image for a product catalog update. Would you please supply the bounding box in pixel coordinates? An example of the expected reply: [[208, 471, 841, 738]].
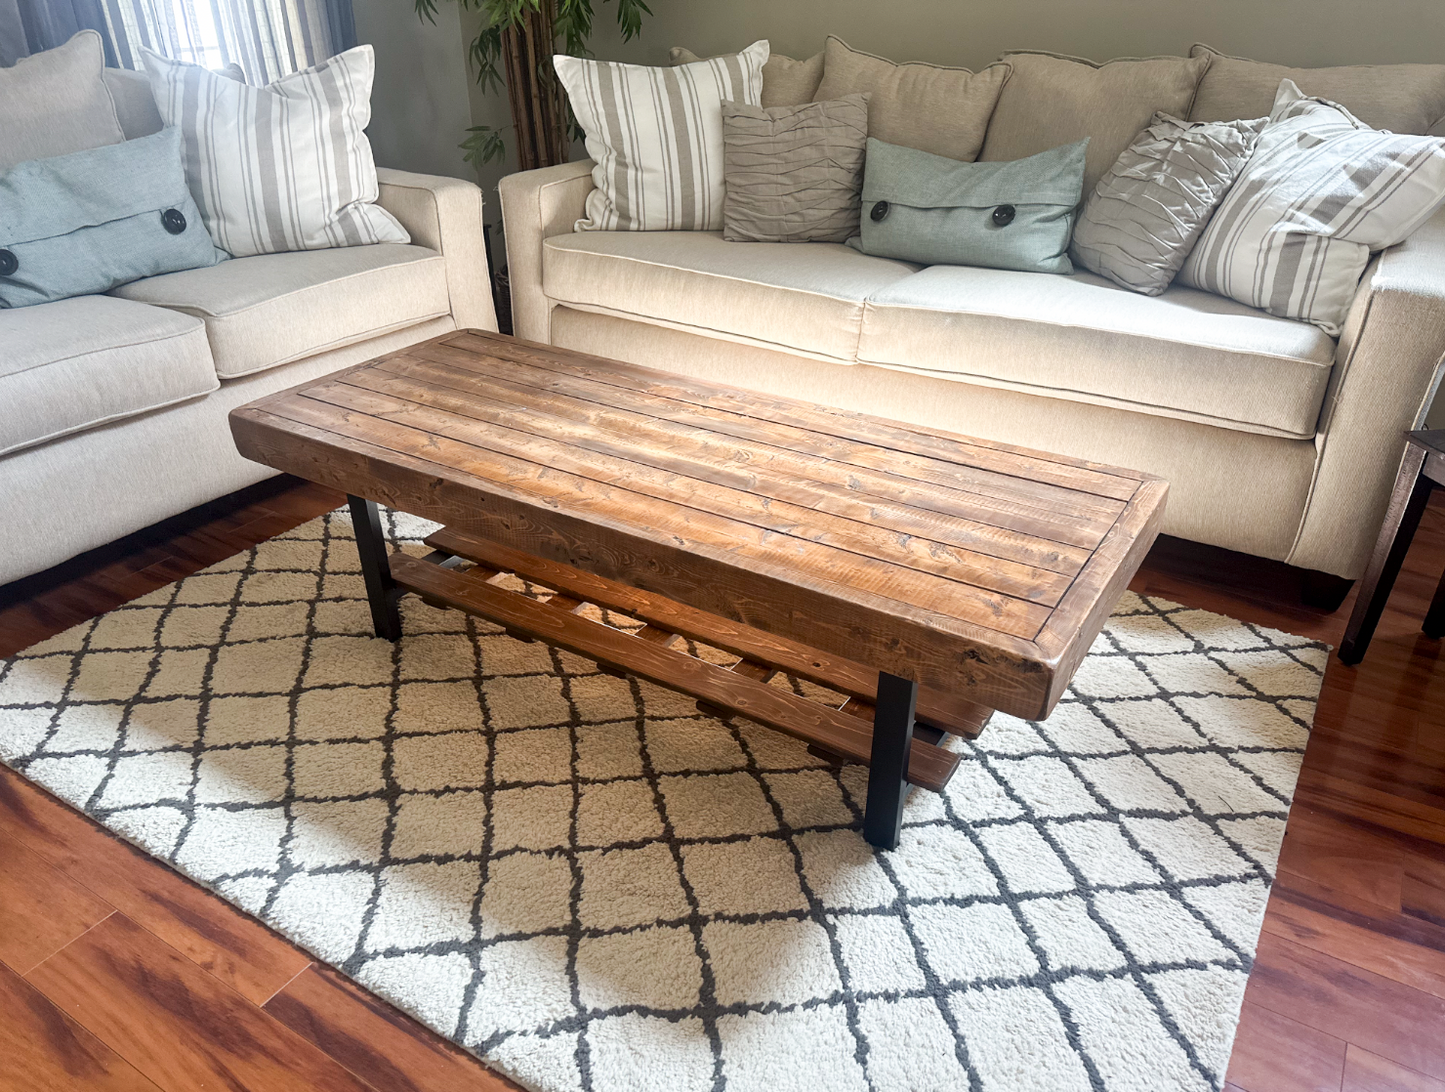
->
[[1301, 569, 1355, 612]]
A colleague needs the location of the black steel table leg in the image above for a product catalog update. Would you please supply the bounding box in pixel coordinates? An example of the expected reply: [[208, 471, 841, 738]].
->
[[1340, 446, 1432, 665], [1425, 566, 1445, 640], [347, 494, 402, 641], [863, 671, 917, 850]]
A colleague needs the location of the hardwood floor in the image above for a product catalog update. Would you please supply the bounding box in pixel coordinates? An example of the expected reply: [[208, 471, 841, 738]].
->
[[0, 474, 1442, 1092]]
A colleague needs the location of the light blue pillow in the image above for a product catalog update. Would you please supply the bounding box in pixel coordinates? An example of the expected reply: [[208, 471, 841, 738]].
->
[[0, 125, 224, 309], [848, 137, 1088, 274]]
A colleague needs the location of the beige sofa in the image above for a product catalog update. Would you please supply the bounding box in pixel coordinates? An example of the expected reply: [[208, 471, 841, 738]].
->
[[500, 49, 1445, 589], [0, 67, 496, 587]]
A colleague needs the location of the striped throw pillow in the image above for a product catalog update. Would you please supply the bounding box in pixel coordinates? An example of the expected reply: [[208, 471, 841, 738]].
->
[[555, 41, 769, 231], [142, 46, 408, 258], [1179, 79, 1445, 334]]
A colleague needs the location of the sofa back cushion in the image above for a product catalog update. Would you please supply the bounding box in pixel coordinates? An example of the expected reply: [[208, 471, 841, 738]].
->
[[103, 67, 165, 139], [811, 36, 1010, 162], [979, 50, 1210, 194], [1188, 44, 1445, 136], [670, 46, 824, 107], [0, 31, 124, 172]]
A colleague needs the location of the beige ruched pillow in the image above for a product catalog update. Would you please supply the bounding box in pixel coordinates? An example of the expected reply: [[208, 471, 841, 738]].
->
[[721, 94, 869, 243]]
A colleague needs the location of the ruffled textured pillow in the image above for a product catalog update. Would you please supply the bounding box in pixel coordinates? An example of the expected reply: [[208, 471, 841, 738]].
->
[[1071, 113, 1266, 296], [1179, 80, 1445, 334]]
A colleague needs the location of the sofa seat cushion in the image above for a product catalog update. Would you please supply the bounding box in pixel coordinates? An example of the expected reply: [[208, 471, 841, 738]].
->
[[112, 243, 449, 378], [543, 231, 918, 361], [857, 266, 1336, 438], [0, 295, 216, 456]]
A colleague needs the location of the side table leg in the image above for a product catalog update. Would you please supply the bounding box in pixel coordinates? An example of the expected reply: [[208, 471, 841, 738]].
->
[[1339, 447, 1431, 665], [1424, 567, 1445, 640], [348, 495, 402, 641], [863, 671, 917, 850]]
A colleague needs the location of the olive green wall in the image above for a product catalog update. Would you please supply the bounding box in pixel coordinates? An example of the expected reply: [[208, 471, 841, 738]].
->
[[353, 0, 475, 181], [589, 0, 1445, 72]]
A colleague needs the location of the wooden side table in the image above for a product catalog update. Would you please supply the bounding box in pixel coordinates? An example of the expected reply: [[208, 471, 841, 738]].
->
[[1339, 429, 1445, 664]]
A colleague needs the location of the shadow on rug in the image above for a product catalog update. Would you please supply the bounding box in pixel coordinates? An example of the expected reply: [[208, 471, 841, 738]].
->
[[0, 507, 1328, 1092]]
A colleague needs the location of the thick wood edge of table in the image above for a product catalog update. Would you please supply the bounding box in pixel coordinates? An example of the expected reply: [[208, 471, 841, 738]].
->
[[228, 331, 1168, 721]]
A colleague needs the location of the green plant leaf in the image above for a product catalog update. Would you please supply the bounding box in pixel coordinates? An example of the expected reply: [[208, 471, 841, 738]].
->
[[460, 125, 510, 166]]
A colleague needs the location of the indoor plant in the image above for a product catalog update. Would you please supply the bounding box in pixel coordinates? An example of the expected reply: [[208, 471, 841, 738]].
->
[[412, 0, 651, 171]]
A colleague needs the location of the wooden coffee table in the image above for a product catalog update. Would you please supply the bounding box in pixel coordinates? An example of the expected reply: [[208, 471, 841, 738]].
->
[[230, 330, 1166, 848]]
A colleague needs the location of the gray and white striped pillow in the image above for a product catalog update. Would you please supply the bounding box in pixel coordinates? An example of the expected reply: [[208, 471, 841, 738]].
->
[[142, 46, 408, 258], [1179, 79, 1445, 334], [555, 41, 769, 232]]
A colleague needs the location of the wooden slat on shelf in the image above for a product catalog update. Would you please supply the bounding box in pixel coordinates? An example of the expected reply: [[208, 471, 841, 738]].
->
[[426, 526, 992, 739], [388, 553, 960, 792]]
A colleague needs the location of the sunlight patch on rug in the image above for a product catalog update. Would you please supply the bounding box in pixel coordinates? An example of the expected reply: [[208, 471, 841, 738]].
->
[[0, 508, 1328, 1092]]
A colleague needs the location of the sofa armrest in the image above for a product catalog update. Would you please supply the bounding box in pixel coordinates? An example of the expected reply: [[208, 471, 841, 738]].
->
[[499, 160, 596, 342], [1289, 206, 1445, 577], [376, 167, 497, 333]]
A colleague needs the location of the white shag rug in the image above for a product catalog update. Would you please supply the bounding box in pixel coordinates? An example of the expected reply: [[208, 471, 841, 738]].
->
[[0, 507, 1328, 1092]]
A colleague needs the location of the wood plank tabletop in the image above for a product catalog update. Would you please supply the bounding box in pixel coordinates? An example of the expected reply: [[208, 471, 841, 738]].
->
[[230, 330, 1167, 719]]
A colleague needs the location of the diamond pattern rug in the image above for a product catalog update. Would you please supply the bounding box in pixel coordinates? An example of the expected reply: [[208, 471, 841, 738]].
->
[[0, 507, 1328, 1092]]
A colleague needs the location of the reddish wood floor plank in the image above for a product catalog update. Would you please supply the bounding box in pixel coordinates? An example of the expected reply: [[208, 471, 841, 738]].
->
[[0, 959, 161, 1092], [24, 913, 375, 1092], [1345, 1045, 1445, 1092], [1225, 999, 1347, 1092], [264, 964, 523, 1092], [0, 767, 311, 1005], [1275, 805, 1405, 912], [1245, 933, 1445, 1081], [0, 833, 114, 974], [1262, 879, 1445, 1001]]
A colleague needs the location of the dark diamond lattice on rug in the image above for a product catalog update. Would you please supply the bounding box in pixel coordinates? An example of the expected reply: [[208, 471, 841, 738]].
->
[[0, 507, 1327, 1092]]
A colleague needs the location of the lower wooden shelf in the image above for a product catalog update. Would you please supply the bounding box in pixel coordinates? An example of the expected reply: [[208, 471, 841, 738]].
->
[[386, 531, 982, 795]]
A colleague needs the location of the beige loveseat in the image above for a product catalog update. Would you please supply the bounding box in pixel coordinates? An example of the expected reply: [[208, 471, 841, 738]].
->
[[0, 64, 496, 587], [500, 44, 1445, 588]]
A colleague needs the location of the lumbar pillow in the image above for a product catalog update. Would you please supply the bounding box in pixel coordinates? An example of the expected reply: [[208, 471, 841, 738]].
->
[[556, 41, 769, 232], [669, 45, 823, 107], [849, 137, 1087, 274], [0, 30, 125, 173], [0, 126, 224, 308], [979, 50, 1211, 194], [810, 36, 1009, 163], [1189, 44, 1445, 137], [142, 45, 409, 258], [720, 95, 869, 243], [1179, 80, 1445, 335], [1071, 113, 1266, 295]]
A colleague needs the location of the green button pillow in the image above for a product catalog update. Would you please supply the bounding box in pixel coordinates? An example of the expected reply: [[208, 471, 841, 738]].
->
[[849, 137, 1088, 274], [0, 125, 223, 309]]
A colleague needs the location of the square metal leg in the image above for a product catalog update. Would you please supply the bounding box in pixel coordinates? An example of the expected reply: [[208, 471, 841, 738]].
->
[[348, 494, 402, 641], [863, 671, 917, 850]]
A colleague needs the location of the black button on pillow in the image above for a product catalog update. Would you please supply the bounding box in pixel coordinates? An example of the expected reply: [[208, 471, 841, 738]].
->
[[0, 249, 16, 277], [992, 204, 1017, 227], [870, 200, 890, 222], [161, 208, 188, 235]]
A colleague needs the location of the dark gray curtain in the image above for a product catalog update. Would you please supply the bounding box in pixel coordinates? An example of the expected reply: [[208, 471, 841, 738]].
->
[[0, 0, 356, 77], [0, 0, 117, 65]]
